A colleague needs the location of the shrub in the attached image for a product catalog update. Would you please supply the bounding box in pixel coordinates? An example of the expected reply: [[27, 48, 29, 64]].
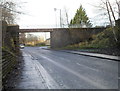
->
[[62, 27, 118, 50], [35, 42, 46, 46]]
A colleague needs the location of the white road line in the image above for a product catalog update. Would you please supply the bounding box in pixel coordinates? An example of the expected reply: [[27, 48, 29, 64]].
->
[[40, 54, 108, 89], [76, 63, 99, 72], [32, 59, 61, 89], [60, 57, 70, 62]]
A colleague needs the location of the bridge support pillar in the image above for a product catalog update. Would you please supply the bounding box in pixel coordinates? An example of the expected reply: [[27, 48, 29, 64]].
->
[[50, 29, 70, 48]]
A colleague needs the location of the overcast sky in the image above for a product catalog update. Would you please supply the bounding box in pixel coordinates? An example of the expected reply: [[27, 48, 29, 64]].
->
[[16, 0, 116, 29]]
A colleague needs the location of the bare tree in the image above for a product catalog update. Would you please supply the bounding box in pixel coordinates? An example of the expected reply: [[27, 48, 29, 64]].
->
[[107, 1, 116, 21], [0, 0, 24, 24], [116, 0, 120, 18], [90, 0, 119, 26], [105, 1, 118, 42], [25, 34, 39, 45], [64, 8, 69, 27], [92, 0, 119, 42], [0, 1, 15, 24]]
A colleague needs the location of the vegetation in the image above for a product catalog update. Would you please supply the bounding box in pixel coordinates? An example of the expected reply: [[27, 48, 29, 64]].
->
[[35, 42, 46, 46], [61, 26, 120, 55], [69, 5, 92, 28], [62, 0, 120, 55]]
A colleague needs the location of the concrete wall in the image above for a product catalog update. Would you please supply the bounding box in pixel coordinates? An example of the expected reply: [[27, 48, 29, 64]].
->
[[51, 28, 105, 48]]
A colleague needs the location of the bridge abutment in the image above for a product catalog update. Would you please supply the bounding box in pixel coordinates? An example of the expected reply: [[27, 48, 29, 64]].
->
[[1, 21, 20, 89], [50, 28, 105, 48]]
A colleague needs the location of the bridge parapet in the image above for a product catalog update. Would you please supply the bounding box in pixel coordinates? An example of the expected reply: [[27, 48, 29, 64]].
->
[[19, 28, 105, 33], [19, 28, 54, 33]]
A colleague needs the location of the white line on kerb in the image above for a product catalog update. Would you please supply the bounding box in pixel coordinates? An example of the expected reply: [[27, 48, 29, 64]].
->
[[33, 59, 61, 89]]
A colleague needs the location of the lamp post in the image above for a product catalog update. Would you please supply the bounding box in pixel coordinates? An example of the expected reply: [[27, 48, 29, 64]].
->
[[54, 8, 62, 28]]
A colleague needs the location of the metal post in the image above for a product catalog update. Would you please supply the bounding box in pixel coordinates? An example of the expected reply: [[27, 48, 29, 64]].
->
[[54, 8, 62, 28], [60, 9, 62, 28]]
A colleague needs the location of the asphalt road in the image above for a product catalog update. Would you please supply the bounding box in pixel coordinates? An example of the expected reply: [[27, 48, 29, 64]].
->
[[21, 47, 118, 89]]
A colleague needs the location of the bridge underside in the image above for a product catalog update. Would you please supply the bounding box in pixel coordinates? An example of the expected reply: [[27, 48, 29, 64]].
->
[[19, 28, 54, 32]]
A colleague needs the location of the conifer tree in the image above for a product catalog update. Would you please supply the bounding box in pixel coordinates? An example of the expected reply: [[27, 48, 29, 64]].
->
[[70, 5, 92, 28]]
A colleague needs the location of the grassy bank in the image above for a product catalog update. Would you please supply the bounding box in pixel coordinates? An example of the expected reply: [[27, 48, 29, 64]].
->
[[60, 27, 120, 56]]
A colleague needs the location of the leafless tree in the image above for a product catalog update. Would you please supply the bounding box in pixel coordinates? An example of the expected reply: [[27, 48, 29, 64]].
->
[[106, 0, 118, 42], [116, 0, 120, 18], [64, 8, 69, 27], [25, 34, 39, 45], [0, 1, 15, 24], [0, 0, 24, 24], [92, 0, 119, 42]]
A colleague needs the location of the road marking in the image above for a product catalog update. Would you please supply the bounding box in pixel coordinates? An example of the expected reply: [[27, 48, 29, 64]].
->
[[76, 63, 99, 72], [60, 57, 70, 62], [32, 59, 61, 89], [40, 54, 108, 89], [17, 52, 49, 89]]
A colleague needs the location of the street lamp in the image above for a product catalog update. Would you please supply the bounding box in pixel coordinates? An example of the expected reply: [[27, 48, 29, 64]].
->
[[54, 8, 62, 28]]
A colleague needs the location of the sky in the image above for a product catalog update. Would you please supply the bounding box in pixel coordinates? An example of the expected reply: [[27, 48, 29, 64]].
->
[[16, 0, 108, 29], [14, 0, 117, 39]]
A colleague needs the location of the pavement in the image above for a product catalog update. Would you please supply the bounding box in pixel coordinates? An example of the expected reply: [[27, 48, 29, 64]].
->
[[60, 50, 120, 61], [41, 47, 120, 61], [5, 47, 118, 89]]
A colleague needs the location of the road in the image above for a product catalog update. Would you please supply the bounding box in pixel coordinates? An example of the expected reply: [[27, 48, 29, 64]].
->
[[19, 47, 118, 89]]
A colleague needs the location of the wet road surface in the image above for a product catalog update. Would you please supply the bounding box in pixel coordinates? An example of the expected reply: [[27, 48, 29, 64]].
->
[[16, 47, 118, 89]]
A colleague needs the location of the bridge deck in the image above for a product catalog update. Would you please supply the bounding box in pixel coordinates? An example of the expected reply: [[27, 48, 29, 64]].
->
[[19, 28, 54, 32], [19, 28, 105, 33]]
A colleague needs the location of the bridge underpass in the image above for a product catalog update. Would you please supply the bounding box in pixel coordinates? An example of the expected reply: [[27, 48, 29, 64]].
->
[[2, 22, 118, 89], [19, 28, 105, 48]]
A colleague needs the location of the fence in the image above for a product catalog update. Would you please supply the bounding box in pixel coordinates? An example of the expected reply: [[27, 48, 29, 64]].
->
[[1, 21, 20, 89]]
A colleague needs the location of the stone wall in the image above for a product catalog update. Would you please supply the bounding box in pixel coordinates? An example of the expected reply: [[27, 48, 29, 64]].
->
[[116, 19, 120, 28], [115, 19, 120, 49], [51, 28, 105, 48], [50, 29, 71, 48], [0, 20, 2, 91], [1, 21, 20, 89]]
